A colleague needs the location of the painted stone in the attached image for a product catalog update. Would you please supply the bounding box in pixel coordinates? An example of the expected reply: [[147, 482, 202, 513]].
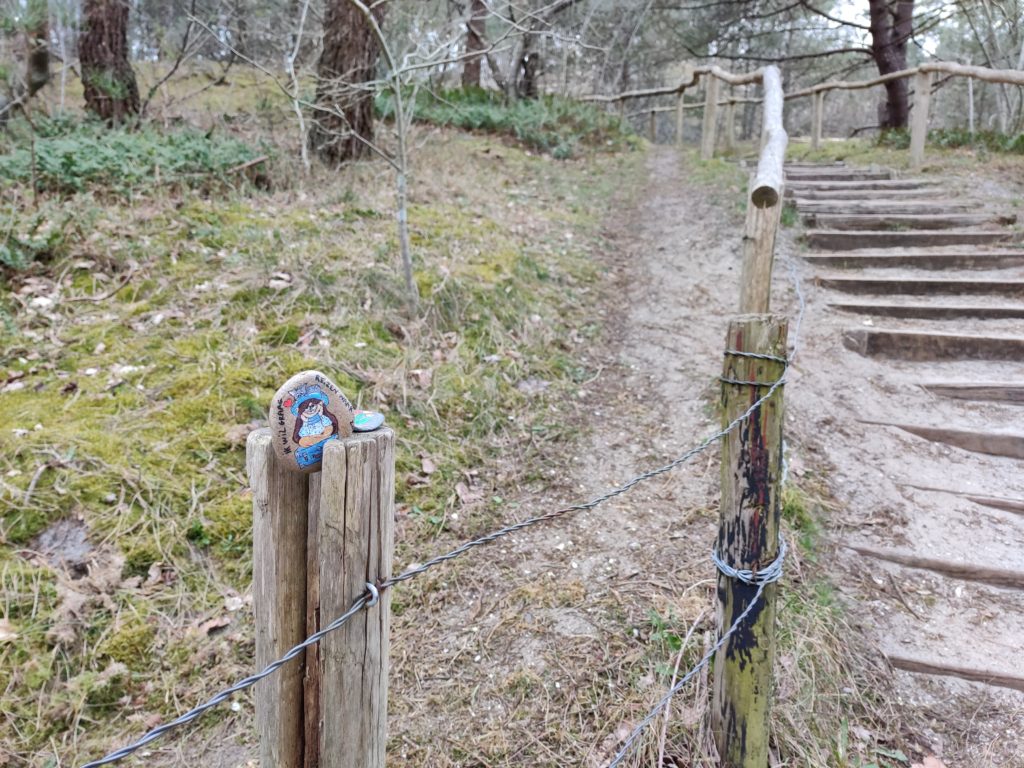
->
[[269, 370, 354, 473], [353, 410, 385, 432]]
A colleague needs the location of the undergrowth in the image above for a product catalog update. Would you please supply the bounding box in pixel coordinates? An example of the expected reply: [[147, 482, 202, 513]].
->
[[0, 115, 264, 196], [878, 126, 1024, 154], [377, 87, 636, 158], [0, 128, 643, 766]]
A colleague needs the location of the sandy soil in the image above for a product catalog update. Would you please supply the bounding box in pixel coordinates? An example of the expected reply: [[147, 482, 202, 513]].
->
[[777, 160, 1024, 766]]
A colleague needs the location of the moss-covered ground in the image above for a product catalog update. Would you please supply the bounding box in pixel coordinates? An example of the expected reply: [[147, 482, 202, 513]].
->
[[0, 111, 646, 764]]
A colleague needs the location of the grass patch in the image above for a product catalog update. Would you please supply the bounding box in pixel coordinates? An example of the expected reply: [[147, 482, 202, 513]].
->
[[378, 87, 637, 158], [0, 128, 645, 764], [0, 115, 264, 197]]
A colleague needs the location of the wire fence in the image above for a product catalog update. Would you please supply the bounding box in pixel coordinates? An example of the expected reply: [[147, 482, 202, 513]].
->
[[79, 198, 809, 768]]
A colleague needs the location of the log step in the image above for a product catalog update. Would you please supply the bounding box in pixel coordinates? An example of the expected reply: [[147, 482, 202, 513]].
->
[[805, 250, 1024, 269], [802, 213, 1016, 231], [900, 484, 1024, 515], [966, 494, 1024, 515], [785, 179, 935, 192], [887, 654, 1024, 693], [830, 303, 1024, 320], [784, 170, 893, 182], [791, 188, 947, 201], [805, 229, 1017, 250], [843, 328, 1024, 361], [923, 382, 1024, 404], [869, 422, 1024, 460], [850, 544, 1024, 589], [794, 199, 980, 214], [819, 277, 1024, 297]]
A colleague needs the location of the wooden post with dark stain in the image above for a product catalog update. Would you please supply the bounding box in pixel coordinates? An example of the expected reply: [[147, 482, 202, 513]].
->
[[712, 315, 787, 768]]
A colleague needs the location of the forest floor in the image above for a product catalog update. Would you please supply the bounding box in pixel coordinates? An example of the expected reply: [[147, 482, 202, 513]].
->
[[2, 119, 1023, 767]]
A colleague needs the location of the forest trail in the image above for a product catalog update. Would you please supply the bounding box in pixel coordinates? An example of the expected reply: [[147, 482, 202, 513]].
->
[[782, 162, 1024, 764]]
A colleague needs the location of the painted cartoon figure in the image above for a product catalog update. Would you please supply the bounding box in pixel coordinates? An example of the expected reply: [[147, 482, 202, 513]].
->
[[283, 383, 340, 467]]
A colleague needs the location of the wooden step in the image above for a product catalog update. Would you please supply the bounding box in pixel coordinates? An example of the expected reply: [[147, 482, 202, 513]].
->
[[802, 213, 1016, 231], [830, 303, 1024, 320], [804, 250, 1024, 269], [870, 422, 1024, 460], [784, 170, 893, 182], [843, 328, 1024, 361], [887, 654, 1024, 693], [819, 277, 1024, 297], [923, 382, 1024, 404], [793, 188, 947, 201], [785, 179, 934, 193], [849, 545, 1024, 589], [805, 229, 1016, 250], [900, 484, 1024, 515], [794, 199, 980, 214]]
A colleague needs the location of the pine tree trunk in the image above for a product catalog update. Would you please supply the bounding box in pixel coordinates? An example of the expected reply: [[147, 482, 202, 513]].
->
[[80, 0, 139, 123], [461, 0, 486, 89], [25, 0, 50, 97], [868, 0, 914, 129], [311, 0, 386, 166]]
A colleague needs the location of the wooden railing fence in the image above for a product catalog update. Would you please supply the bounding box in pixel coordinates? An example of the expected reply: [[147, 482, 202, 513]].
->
[[597, 61, 1024, 170]]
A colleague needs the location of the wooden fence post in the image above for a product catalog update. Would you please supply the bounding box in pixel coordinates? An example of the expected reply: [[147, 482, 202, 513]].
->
[[811, 91, 824, 149], [910, 69, 932, 169], [712, 315, 787, 768], [967, 75, 975, 134], [249, 426, 395, 768], [649, 109, 657, 142], [725, 99, 736, 151], [702, 75, 719, 160], [676, 90, 686, 146], [738, 175, 784, 313]]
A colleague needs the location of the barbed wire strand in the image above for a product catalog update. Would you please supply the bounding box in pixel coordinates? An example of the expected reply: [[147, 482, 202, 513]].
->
[[77, 350, 786, 768]]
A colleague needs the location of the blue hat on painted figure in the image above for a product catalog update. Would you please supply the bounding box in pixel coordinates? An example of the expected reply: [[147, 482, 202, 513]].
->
[[285, 383, 330, 415]]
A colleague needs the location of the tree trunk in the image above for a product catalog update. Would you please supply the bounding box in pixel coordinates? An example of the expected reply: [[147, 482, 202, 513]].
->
[[462, 0, 486, 89], [25, 0, 50, 97], [311, 0, 386, 167], [867, 0, 914, 129], [80, 0, 140, 123], [517, 46, 541, 99]]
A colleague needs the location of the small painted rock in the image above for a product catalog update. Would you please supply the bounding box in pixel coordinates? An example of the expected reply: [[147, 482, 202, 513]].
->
[[353, 410, 385, 432], [269, 370, 354, 473]]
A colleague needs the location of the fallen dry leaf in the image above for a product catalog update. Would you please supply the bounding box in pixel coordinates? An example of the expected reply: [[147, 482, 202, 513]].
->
[[0, 618, 18, 643], [912, 758, 948, 768], [421, 456, 437, 475], [455, 482, 484, 505]]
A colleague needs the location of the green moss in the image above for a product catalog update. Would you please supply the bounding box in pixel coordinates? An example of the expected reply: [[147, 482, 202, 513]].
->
[[121, 544, 161, 579], [99, 620, 156, 669]]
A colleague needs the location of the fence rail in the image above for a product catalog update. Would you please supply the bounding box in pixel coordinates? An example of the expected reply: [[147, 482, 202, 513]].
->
[[603, 60, 1024, 169]]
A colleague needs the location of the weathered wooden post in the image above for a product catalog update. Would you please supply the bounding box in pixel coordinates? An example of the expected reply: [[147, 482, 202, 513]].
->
[[250, 431, 308, 768], [249, 371, 394, 768], [649, 109, 657, 142], [811, 90, 824, 149], [712, 315, 787, 768], [724, 99, 736, 151], [910, 69, 932, 169], [702, 74, 719, 160], [676, 90, 686, 146], [738, 174, 784, 314], [967, 75, 975, 134]]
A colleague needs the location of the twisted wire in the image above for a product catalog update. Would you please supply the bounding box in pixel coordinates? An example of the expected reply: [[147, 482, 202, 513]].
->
[[79, 349, 787, 768]]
